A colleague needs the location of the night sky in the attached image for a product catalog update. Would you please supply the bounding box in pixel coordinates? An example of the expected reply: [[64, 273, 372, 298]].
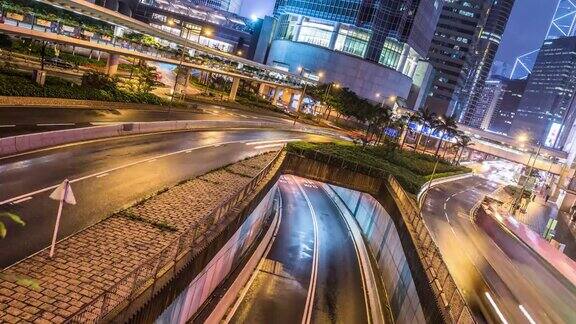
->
[[240, 0, 558, 75]]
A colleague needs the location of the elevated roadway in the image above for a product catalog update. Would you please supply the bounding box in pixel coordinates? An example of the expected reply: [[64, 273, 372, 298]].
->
[[0, 128, 333, 268]]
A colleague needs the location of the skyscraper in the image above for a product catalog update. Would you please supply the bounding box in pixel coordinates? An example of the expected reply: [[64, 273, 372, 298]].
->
[[488, 77, 526, 135], [187, 0, 243, 14], [460, 0, 515, 128], [426, 0, 492, 116], [510, 0, 576, 79], [510, 36, 576, 148], [266, 0, 443, 104]]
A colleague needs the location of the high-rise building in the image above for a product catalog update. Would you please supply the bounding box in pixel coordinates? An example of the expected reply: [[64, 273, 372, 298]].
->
[[510, 36, 576, 149], [426, 0, 492, 116], [134, 0, 263, 59], [187, 0, 243, 15], [465, 79, 504, 130], [510, 0, 576, 79], [488, 77, 526, 135], [460, 0, 515, 128], [266, 0, 443, 105]]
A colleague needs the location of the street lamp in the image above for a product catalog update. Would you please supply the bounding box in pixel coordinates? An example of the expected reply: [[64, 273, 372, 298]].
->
[[509, 134, 543, 214], [170, 26, 192, 108]]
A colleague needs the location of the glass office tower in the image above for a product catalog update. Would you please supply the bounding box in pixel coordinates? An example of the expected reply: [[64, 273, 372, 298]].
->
[[510, 36, 576, 149], [268, 0, 442, 103]]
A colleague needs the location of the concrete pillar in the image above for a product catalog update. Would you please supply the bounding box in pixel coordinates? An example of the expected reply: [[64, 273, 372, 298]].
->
[[328, 23, 341, 50], [296, 90, 305, 113], [229, 77, 240, 101], [175, 67, 191, 95], [397, 43, 410, 73], [258, 83, 268, 96], [106, 54, 120, 76], [293, 15, 304, 41], [272, 87, 283, 105]]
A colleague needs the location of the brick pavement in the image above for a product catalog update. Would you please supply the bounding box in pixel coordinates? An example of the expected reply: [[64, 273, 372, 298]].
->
[[0, 152, 278, 323]]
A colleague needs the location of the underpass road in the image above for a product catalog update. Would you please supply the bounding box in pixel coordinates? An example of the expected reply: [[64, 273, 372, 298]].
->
[[423, 176, 576, 323], [0, 129, 330, 268], [229, 175, 368, 323]]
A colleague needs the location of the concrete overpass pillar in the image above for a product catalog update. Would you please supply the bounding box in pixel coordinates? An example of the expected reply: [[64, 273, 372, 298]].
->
[[106, 54, 120, 76], [175, 67, 191, 96], [296, 89, 306, 112], [229, 77, 240, 101], [272, 87, 283, 105], [258, 83, 268, 96]]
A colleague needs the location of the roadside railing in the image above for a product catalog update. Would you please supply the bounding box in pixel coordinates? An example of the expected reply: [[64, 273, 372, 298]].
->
[[66, 150, 284, 323], [388, 176, 474, 324]]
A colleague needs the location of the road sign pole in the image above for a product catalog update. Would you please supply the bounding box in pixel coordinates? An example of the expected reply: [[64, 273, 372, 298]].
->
[[49, 180, 68, 258]]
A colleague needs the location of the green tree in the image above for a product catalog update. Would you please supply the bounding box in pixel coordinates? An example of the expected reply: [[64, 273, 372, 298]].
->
[[124, 65, 158, 93], [414, 107, 436, 152], [453, 134, 473, 164], [433, 115, 458, 157], [0, 212, 25, 238]]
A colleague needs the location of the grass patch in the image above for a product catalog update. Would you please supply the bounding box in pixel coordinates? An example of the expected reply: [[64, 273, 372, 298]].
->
[[287, 141, 471, 194], [120, 211, 178, 232]]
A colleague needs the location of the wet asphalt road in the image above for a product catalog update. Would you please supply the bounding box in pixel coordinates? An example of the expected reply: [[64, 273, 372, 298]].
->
[[0, 129, 330, 268], [230, 175, 367, 324], [0, 106, 289, 137], [422, 176, 576, 323]]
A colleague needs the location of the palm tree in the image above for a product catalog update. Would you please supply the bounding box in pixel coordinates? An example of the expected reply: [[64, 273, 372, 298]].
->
[[453, 134, 473, 164], [417, 107, 438, 153], [412, 108, 436, 151], [433, 115, 458, 157]]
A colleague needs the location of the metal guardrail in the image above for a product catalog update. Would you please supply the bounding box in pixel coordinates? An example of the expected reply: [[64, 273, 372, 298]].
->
[[387, 176, 474, 324], [66, 150, 284, 323]]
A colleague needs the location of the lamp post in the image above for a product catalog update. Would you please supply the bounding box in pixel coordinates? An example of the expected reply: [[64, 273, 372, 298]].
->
[[510, 134, 543, 214], [420, 155, 441, 212], [170, 25, 191, 109]]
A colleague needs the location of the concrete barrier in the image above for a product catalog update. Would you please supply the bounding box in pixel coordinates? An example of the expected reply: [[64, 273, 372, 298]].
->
[[0, 120, 323, 157]]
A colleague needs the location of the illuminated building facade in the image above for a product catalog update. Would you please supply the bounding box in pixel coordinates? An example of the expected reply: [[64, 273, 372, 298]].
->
[[510, 36, 576, 149]]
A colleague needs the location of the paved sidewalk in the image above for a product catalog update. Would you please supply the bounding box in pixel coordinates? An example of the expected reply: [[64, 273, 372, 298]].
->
[[0, 152, 278, 323], [514, 199, 558, 235]]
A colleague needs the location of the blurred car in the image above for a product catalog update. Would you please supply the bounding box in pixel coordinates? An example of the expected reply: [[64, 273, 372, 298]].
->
[[45, 57, 76, 69]]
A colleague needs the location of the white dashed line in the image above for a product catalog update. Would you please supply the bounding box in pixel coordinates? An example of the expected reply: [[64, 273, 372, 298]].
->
[[12, 197, 33, 204], [96, 173, 109, 178]]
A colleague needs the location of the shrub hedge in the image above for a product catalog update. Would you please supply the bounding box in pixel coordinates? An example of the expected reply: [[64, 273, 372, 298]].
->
[[0, 71, 166, 105], [286, 141, 471, 194]]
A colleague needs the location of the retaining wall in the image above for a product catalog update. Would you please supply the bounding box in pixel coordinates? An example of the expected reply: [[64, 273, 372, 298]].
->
[[326, 184, 425, 323]]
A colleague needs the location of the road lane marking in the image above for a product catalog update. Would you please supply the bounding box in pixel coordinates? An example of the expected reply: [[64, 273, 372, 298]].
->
[[96, 173, 109, 178], [246, 139, 299, 146], [320, 183, 380, 323], [11, 197, 32, 204], [147, 159, 157, 163], [37, 123, 75, 126], [518, 305, 536, 324], [0, 139, 259, 206], [485, 292, 509, 324], [0, 125, 15, 128], [253, 143, 284, 150], [293, 176, 319, 324]]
